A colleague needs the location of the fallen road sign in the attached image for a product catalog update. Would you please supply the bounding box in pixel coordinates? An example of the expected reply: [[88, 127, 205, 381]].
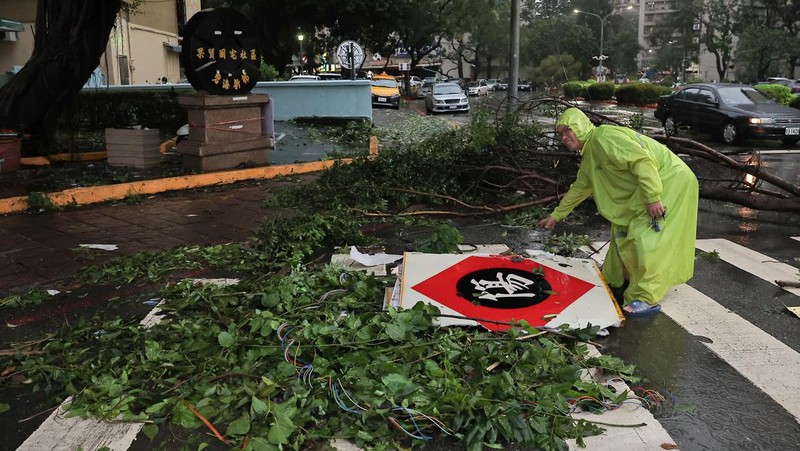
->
[[398, 253, 623, 332]]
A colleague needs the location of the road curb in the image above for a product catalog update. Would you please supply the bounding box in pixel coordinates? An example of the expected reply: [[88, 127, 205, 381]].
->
[[0, 136, 379, 215]]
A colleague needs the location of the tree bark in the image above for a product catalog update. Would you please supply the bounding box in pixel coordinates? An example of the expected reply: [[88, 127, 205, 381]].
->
[[701, 188, 800, 212], [0, 0, 121, 134]]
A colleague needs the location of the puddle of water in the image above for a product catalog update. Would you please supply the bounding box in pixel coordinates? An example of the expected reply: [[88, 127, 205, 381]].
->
[[599, 316, 800, 450]]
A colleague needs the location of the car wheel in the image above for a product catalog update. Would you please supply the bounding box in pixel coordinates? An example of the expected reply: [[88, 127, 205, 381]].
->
[[781, 137, 799, 146], [662, 114, 677, 137], [720, 121, 739, 144]]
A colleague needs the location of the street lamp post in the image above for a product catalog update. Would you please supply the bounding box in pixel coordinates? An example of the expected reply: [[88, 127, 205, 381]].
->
[[297, 33, 305, 73], [574, 7, 632, 81]]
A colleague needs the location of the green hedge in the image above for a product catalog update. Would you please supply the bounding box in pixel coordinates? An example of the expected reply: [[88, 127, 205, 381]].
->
[[790, 95, 800, 110], [614, 83, 672, 105], [586, 82, 615, 101], [59, 89, 190, 132], [48, 89, 192, 153], [562, 81, 671, 105], [753, 83, 794, 105], [562, 81, 587, 99]]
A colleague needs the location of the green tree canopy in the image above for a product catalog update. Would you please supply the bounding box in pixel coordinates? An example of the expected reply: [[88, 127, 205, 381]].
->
[[530, 53, 582, 88]]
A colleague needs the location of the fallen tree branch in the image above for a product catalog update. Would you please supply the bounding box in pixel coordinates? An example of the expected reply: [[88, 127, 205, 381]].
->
[[356, 195, 564, 218], [700, 188, 800, 212], [654, 136, 800, 197], [776, 280, 800, 288], [480, 165, 559, 185]]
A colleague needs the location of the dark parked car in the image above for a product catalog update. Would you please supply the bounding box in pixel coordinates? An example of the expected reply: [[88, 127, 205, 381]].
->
[[654, 83, 800, 145]]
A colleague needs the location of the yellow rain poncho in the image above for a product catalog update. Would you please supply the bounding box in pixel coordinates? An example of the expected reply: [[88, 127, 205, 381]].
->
[[550, 108, 698, 305]]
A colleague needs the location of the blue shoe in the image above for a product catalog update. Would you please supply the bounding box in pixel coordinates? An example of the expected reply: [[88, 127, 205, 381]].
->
[[623, 300, 661, 317]]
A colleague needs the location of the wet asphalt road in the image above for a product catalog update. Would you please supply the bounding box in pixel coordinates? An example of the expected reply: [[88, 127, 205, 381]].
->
[[2, 94, 800, 450]]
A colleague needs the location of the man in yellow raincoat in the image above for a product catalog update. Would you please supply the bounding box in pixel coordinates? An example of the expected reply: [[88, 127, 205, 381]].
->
[[538, 108, 698, 317]]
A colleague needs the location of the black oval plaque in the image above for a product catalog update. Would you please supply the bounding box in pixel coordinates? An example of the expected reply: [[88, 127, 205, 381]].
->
[[455, 268, 551, 309], [181, 8, 261, 95]]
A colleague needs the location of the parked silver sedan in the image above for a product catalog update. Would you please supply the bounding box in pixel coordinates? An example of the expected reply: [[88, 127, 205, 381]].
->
[[467, 80, 490, 96], [425, 82, 470, 114]]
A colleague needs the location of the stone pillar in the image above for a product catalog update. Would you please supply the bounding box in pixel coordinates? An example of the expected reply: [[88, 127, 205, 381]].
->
[[177, 94, 273, 171]]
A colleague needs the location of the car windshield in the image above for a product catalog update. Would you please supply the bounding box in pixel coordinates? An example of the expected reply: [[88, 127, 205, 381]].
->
[[467, 82, 479, 88], [717, 87, 774, 105], [434, 84, 462, 94], [372, 79, 397, 88]]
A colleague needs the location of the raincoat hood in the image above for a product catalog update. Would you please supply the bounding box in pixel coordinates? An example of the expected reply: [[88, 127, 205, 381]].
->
[[555, 108, 596, 146]]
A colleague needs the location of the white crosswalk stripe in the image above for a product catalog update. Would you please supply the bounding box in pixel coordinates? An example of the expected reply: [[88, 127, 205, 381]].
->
[[15, 302, 168, 450], [695, 239, 800, 296]]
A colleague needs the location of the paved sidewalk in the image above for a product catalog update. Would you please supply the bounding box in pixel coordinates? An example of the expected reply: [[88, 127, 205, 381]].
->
[[0, 182, 270, 292]]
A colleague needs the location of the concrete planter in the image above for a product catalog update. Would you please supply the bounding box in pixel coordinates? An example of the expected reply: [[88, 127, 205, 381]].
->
[[0, 130, 21, 172], [105, 128, 162, 169]]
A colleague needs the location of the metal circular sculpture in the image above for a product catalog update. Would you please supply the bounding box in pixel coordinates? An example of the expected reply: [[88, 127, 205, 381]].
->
[[181, 8, 261, 95], [336, 40, 365, 70]]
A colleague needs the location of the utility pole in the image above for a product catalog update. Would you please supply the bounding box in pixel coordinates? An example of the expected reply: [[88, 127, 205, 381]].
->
[[507, 0, 520, 112], [574, 6, 632, 82], [297, 32, 305, 74]]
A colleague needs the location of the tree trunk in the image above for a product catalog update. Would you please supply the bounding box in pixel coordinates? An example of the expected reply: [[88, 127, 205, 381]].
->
[[0, 0, 121, 135]]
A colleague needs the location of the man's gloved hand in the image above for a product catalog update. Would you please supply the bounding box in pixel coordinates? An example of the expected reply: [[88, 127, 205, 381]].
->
[[538, 216, 558, 230]]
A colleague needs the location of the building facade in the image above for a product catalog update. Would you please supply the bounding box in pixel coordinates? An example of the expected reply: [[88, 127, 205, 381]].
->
[[0, 0, 202, 87]]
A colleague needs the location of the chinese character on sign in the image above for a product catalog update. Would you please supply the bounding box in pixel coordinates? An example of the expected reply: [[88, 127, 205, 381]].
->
[[455, 267, 552, 309], [471, 272, 536, 302]]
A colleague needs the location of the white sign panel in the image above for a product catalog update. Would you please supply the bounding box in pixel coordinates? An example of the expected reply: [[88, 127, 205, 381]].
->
[[336, 40, 365, 70], [398, 252, 623, 332]]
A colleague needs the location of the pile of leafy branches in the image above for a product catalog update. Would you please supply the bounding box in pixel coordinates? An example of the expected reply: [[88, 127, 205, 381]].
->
[[3, 266, 636, 451], [1, 107, 631, 451], [264, 107, 578, 223]]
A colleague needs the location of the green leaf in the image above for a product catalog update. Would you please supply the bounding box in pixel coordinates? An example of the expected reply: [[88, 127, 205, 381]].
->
[[172, 402, 201, 428], [385, 322, 407, 341], [218, 331, 235, 348], [267, 417, 294, 445], [262, 292, 281, 307], [381, 373, 416, 397], [145, 400, 168, 415], [226, 413, 252, 436], [0, 403, 10, 414], [251, 396, 269, 415], [142, 424, 158, 440], [247, 436, 279, 451]]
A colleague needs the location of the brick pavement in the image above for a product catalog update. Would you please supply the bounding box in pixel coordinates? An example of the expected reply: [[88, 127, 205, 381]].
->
[[0, 183, 270, 292]]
